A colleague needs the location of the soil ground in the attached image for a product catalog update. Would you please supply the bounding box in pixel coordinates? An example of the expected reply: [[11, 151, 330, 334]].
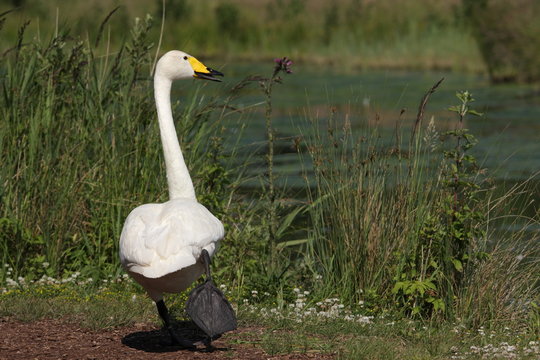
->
[[0, 317, 333, 360]]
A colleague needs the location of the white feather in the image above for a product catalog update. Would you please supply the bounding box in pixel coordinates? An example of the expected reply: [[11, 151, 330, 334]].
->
[[120, 199, 224, 279], [118, 50, 225, 302]]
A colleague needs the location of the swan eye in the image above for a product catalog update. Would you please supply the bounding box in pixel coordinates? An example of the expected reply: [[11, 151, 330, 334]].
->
[[183, 56, 188, 60]]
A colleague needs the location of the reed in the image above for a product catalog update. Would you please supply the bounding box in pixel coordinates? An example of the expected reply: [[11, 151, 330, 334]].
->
[[0, 0, 482, 72], [0, 17, 236, 281], [297, 86, 539, 326], [299, 102, 440, 305], [0, 13, 538, 331]]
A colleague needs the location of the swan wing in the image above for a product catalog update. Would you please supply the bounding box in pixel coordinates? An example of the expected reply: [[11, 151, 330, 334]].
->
[[119, 199, 224, 278]]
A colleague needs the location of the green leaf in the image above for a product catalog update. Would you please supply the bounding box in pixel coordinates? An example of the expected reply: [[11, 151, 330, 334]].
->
[[276, 238, 308, 249], [392, 281, 405, 294], [432, 298, 446, 312], [425, 281, 436, 290], [452, 259, 463, 272], [275, 204, 306, 239], [468, 109, 483, 116]]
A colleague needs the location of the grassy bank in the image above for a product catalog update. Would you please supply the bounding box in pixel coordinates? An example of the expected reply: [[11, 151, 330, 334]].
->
[[1, 280, 539, 359], [5, 1, 540, 79], [0, 7, 539, 348], [0, 0, 483, 72]]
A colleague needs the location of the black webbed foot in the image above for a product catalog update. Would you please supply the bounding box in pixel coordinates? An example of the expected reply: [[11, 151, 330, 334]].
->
[[185, 249, 237, 346], [201, 336, 215, 352], [156, 299, 195, 350]]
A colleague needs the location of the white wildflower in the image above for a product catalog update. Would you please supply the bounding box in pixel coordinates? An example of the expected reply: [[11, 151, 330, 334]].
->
[[362, 96, 370, 108], [357, 315, 373, 324]]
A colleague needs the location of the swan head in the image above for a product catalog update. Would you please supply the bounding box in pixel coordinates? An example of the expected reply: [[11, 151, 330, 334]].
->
[[155, 50, 224, 82]]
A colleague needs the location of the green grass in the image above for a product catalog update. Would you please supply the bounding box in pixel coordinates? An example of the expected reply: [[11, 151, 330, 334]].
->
[[0, 17, 239, 281], [0, 0, 484, 72], [0, 278, 154, 329], [0, 6, 539, 352], [1, 280, 538, 359], [4, 0, 540, 79]]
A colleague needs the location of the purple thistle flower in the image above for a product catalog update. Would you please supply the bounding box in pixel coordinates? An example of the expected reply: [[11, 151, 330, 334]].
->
[[274, 57, 293, 74]]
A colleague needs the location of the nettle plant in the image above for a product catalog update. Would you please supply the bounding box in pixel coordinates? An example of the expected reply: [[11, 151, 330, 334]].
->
[[256, 58, 295, 285], [394, 91, 489, 318]]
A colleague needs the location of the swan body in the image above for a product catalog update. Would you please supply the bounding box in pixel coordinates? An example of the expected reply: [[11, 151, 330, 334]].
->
[[120, 198, 223, 300], [119, 50, 224, 304]]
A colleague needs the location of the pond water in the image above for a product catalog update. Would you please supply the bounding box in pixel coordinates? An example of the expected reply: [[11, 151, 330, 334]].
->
[[196, 63, 540, 231], [218, 63, 539, 180]]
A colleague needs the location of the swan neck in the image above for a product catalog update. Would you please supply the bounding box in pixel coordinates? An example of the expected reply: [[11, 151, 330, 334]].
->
[[154, 74, 196, 200]]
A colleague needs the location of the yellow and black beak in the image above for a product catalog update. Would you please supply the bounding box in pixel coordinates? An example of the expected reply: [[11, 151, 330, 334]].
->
[[194, 67, 224, 82], [187, 56, 224, 82]]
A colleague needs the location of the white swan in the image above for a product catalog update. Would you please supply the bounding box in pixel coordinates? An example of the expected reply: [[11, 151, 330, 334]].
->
[[119, 50, 224, 347]]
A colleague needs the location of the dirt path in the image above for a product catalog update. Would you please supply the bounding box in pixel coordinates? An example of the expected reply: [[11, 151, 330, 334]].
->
[[0, 318, 332, 360]]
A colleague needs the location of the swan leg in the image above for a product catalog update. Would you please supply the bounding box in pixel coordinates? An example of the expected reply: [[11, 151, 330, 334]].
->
[[199, 249, 215, 351], [156, 299, 195, 349], [201, 249, 212, 280]]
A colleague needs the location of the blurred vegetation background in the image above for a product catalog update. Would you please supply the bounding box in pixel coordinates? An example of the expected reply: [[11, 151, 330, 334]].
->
[[0, 0, 539, 330], [1, 0, 539, 82]]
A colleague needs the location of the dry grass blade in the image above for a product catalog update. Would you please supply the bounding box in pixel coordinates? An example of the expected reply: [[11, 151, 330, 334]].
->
[[411, 77, 444, 143], [94, 6, 120, 47]]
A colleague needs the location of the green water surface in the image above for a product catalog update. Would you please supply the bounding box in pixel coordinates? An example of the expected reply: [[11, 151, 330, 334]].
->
[[214, 64, 539, 180]]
